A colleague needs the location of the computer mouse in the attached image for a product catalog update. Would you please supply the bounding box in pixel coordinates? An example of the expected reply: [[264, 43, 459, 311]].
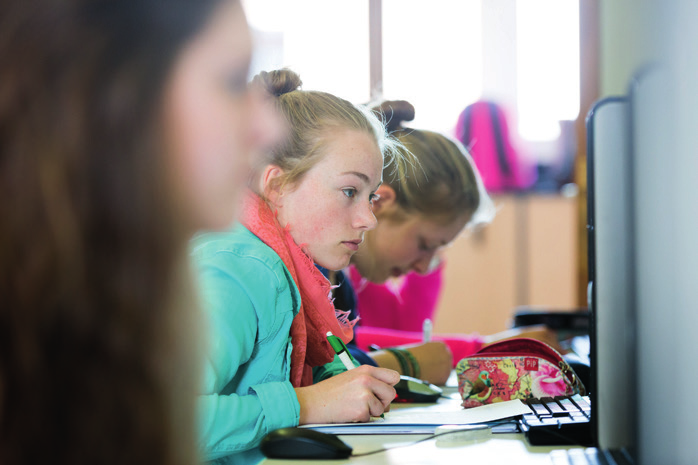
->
[[393, 375, 443, 403], [259, 426, 353, 460]]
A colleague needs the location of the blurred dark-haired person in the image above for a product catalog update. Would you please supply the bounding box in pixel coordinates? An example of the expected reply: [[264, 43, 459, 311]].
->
[[0, 0, 281, 463]]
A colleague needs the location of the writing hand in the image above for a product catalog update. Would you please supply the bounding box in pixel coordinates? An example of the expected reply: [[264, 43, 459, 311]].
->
[[295, 365, 399, 425]]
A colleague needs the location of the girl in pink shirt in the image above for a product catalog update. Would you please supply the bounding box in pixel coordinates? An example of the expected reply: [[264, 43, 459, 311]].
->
[[343, 101, 558, 385]]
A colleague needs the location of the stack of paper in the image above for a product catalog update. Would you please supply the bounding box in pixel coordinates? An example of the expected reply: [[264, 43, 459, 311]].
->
[[302, 399, 530, 434]]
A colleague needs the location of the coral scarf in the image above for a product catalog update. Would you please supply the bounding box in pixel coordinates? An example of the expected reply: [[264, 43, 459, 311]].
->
[[240, 191, 356, 387]]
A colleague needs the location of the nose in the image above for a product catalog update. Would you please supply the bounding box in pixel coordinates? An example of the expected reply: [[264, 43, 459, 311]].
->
[[246, 86, 287, 158], [353, 201, 378, 231], [411, 251, 436, 275]]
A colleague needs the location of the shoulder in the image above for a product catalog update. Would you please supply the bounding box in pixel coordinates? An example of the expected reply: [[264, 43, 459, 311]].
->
[[191, 225, 293, 293]]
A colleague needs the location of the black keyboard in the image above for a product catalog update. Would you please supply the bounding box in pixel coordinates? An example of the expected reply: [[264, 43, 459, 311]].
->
[[518, 395, 593, 446]]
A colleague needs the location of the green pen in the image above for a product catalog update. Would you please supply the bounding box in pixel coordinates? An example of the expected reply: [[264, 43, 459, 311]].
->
[[326, 331, 356, 371], [326, 331, 385, 419]]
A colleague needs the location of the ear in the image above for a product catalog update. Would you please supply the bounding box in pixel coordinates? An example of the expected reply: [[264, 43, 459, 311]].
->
[[259, 164, 286, 206], [372, 184, 397, 214]]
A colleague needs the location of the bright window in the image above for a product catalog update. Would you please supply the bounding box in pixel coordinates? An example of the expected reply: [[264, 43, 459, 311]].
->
[[243, 0, 370, 104], [382, 0, 482, 132], [244, 0, 581, 148], [516, 0, 580, 141]]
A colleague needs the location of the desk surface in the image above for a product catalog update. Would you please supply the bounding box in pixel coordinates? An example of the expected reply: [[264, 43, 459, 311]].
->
[[207, 373, 584, 464], [251, 380, 584, 465], [261, 432, 580, 465]]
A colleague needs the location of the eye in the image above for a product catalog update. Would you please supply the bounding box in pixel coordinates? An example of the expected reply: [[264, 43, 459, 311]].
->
[[342, 188, 357, 199], [369, 193, 380, 204], [225, 69, 249, 95], [418, 238, 434, 252]]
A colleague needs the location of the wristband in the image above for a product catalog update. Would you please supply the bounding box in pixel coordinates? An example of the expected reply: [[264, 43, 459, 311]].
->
[[385, 348, 411, 377], [402, 349, 421, 380]]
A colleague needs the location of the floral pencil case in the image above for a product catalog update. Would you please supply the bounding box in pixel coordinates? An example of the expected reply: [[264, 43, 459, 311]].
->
[[455, 337, 585, 409]]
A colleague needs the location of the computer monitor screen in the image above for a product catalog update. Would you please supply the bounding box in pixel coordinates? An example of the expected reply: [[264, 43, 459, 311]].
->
[[586, 97, 635, 452]]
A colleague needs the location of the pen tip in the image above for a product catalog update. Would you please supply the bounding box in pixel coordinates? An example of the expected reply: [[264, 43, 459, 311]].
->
[[326, 331, 334, 337]]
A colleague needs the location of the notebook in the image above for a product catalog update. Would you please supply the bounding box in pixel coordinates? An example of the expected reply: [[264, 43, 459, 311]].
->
[[303, 398, 530, 435]]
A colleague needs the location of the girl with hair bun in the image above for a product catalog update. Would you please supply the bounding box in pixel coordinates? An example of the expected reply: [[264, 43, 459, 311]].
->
[[192, 69, 403, 460]]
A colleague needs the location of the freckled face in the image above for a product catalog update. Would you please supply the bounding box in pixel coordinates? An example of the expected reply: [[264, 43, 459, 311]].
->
[[274, 129, 383, 270], [352, 213, 470, 283]]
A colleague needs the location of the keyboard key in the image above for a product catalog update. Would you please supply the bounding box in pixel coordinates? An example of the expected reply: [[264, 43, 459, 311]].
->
[[547, 402, 568, 417], [560, 398, 580, 412], [531, 403, 551, 416], [521, 395, 593, 446], [573, 396, 592, 411]]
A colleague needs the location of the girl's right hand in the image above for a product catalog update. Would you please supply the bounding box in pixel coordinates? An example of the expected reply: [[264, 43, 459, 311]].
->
[[369, 342, 453, 386], [294, 365, 399, 425]]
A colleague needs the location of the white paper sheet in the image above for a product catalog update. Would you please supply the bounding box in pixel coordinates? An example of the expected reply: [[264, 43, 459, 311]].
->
[[302, 399, 531, 435]]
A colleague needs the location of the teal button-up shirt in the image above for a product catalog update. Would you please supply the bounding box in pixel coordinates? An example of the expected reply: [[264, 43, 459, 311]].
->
[[191, 225, 348, 461]]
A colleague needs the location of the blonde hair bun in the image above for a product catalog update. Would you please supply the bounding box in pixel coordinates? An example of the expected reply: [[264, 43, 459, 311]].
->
[[372, 100, 415, 132], [252, 69, 302, 97]]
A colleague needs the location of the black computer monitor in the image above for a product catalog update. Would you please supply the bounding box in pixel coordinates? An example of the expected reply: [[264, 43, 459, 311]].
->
[[586, 95, 635, 456]]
